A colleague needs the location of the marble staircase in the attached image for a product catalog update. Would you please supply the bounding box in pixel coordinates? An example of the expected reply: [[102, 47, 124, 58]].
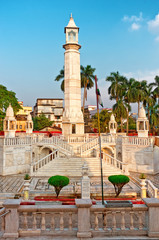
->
[[32, 156, 122, 177]]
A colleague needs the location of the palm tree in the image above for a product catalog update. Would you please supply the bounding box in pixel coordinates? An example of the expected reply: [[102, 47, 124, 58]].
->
[[135, 80, 147, 114], [106, 71, 127, 102], [113, 99, 130, 132], [55, 65, 95, 93], [80, 65, 96, 114], [149, 104, 159, 134], [54, 67, 64, 92], [149, 75, 159, 105], [124, 78, 138, 134], [143, 84, 156, 131]]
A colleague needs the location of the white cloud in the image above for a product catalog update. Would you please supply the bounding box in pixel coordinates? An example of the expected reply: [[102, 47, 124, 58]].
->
[[148, 13, 159, 33], [123, 69, 159, 84], [155, 35, 159, 42], [131, 23, 141, 31], [122, 12, 143, 22]]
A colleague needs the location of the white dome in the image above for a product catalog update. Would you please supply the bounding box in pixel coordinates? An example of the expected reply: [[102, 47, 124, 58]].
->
[[6, 104, 14, 117], [27, 113, 32, 121], [138, 106, 146, 119], [110, 114, 115, 121]]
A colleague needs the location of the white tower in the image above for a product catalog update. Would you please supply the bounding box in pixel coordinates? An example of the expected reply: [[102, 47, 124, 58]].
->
[[137, 106, 149, 137], [26, 113, 33, 134], [62, 15, 84, 136], [109, 114, 117, 134], [3, 104, 16, 138]]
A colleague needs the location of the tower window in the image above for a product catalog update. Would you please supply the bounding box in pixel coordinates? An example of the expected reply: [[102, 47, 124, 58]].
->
[[72, 124, 76, 134]]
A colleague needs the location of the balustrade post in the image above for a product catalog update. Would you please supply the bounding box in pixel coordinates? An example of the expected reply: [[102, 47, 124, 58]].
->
[[3, 199, 21, 238], [123, 163, 129, 175], [75, 199, 92, 238], [144, 198, 159, 237]]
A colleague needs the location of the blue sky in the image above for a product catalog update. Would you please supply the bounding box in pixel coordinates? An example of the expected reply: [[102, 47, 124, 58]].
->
[[0, 0, 159, 112]]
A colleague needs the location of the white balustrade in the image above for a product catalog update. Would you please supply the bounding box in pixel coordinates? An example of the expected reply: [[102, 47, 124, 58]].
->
[[31, 150, 59, 173], [147, 180, 158, 198], [77, 135, 117, 156], [102, 152, 127, 173], [4, 137, 32, 146], [18, 205, 78, 235], [91, 205, 148, 234], [38, 136, 74, 155], [122, 137, 154, 146]]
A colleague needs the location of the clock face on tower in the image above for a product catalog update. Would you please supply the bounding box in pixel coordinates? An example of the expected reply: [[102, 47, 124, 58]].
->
[[68, 30, 76, 42]]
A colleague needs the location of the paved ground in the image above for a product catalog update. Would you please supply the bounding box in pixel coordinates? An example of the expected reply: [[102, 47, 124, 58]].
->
[[0, 175, 24, 193]]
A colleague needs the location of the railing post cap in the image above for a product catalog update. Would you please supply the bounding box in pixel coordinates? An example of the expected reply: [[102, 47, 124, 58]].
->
[[3, 199, 21, 208], [143, 198, 159, 207], [75, 199, 92, 208]]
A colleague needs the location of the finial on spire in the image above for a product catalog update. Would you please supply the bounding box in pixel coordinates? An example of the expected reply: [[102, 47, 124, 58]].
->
[[71, 13, 72, 18]]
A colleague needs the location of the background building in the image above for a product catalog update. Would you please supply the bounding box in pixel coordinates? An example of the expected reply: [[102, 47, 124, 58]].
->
[[16, 101, 32, 131], [32, 98, 63, 129]]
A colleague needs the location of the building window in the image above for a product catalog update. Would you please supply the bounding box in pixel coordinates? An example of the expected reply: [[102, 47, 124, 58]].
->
[[72, 124, 76, 134], [20, 125, 22, 129]]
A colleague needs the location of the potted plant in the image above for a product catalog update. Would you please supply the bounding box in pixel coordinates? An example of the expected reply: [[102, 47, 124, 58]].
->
[[139, 173, 147, 198], [24, 173, 31, 181]]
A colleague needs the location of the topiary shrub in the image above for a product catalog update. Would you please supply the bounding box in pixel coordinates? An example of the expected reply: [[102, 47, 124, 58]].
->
[[48, 175, 69, 198], [24, 173, 31, 180], [108, 175, 130, 197]]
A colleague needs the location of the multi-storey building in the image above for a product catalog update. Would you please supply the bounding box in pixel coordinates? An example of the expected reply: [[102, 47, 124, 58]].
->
[[32, 98, 63, 129], [16, 101, 32, 131]]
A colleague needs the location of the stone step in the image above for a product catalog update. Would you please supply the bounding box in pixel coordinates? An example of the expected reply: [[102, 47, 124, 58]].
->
[[33, 157, 122, 177]]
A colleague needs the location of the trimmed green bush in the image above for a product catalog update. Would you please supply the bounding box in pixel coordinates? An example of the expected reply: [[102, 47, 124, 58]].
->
[[24, 173, 31, 180], [108, 175, 130, 197], [48, 175, 69, 198]]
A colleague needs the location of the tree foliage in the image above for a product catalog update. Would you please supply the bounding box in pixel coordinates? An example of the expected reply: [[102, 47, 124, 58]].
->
[[0, 85, 22, 130], [108, 175, 130, 197], [32, 113, 53, 130], [91, 109, 111, 132], [54, 65, 95, 92], [48, 175, 69, 198]]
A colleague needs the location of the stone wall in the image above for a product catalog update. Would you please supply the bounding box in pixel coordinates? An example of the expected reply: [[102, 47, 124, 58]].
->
[[153, 145, 159, 174], [121, 144, 154, 174], [1, 145, 32, 175]]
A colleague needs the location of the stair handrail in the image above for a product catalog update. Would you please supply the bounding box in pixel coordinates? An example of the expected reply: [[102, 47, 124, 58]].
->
[[31, 150, 59, 173], [146, 179, 158, 198], [36, 136, 74, 155], [77, 135, 117, 156], [102, 152, 128, 174], [77, 137, 99, 155]]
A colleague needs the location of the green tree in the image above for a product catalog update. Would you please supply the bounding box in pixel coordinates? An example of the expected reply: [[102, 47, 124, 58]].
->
[[80, 65, 96, 114], [113, 99, 130, 132], [0, 85, 21, 130], [149, 75, 159, 105], [108, 175, 130, 197], [143, 84, 156, 131], [106, 71, 127, 102], [124, 78, 138, 134], [54, 67, 65, 92], [135, 80, 147, 114], [149, 104, 159, 135], [91, 109, 111, 133], [48, 175, 69, 198], [54, 65, 95, 94], [33, 113, 53, 130]]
